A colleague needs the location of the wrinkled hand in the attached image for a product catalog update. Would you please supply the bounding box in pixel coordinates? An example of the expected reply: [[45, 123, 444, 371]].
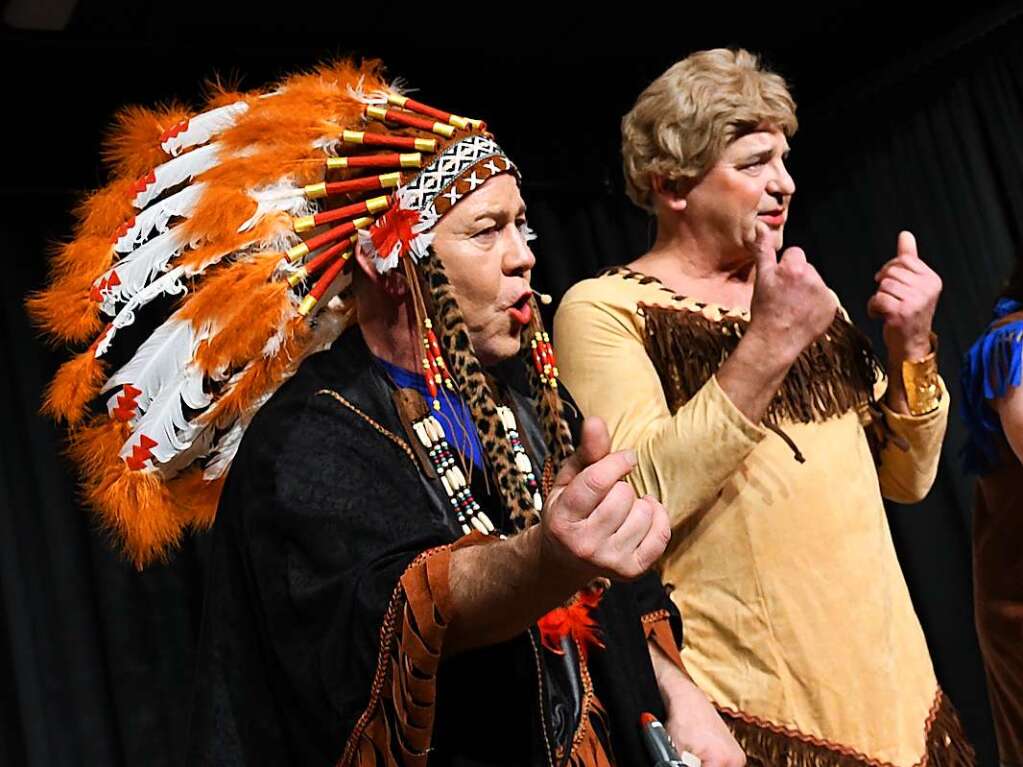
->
[[867, 231, 941, 362], [665, 683, 746, 767], [748, 222, 838, 363], [542, 417, 670, 582]]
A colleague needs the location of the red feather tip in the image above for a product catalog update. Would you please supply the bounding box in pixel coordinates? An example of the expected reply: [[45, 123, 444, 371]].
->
[[536, 587, 606, 660], [368, 205, 422, 262]]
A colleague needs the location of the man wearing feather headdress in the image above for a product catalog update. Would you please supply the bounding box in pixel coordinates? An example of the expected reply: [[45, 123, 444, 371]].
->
[[31, 62, 744, 766]]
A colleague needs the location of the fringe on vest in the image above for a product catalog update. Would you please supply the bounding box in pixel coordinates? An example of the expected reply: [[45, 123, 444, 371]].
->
[[640, 304, 882, 426], [638, 301, 901, 463]]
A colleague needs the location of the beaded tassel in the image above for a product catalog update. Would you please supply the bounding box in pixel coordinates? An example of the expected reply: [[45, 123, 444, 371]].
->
[[498, 405, 543, 512], [421, 319, 455, 409], [411, 414, 495, 535], [530, 331, 559, 389], [409, 403, 543, 535]]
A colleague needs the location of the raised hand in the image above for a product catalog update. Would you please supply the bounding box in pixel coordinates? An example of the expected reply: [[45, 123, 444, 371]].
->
[[542, 417, 670, 582], [867, 231, 941, 362], [747, 222, 838, 363]]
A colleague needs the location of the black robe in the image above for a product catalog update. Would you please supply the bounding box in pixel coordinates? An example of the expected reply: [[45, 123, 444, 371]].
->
[[186, 326, 683, 766]]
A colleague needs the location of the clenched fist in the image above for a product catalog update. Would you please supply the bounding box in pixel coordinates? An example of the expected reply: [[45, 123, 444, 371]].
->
[[867, 231, 941, 362], [747, 222, 838, 363], [542, 417, 670, 582]]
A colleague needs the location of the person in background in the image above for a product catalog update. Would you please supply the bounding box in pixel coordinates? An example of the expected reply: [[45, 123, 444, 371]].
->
[[555, 48, 974, 767], [961, 258, 1023, 767]]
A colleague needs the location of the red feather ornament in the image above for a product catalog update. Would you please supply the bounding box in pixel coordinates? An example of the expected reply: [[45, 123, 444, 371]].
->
[[537, 587, 606, 660]]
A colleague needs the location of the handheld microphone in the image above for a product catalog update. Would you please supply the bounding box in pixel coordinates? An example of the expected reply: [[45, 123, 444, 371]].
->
[[640, 712, 702, 767]]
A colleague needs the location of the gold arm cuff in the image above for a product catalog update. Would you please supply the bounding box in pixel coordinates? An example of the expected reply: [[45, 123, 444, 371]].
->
[[901, 334, 941, 416]]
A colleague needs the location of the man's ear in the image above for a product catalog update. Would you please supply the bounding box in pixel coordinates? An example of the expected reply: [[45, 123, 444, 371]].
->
[[353, 239, 408, 298], [650, 174, 688, 213]]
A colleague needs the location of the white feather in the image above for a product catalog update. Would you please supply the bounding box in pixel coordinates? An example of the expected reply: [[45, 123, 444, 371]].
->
[[202, 370, 273, 480], [260, 320, 291, 358], [158, 421, 216, 479], [134, 143, 221, 209], [202, 420, 246, 480], [115, 183, 206, 253], [313, 137, 340, 153], [95, 266, 189, 357], [347, 79, 413, 106], [387, 77, 413, 96], [101, 317, 208, 414], [119, 365, 212, 465], [239, 183, 314, 233], [97, 227, 189, 309], [96, 219, 297, 358], [161, 102, 248, 157], [346, 77, 385, 105]]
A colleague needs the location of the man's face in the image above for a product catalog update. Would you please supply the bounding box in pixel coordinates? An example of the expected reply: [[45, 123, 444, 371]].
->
[[684, 126, 795, 256], [430, 173, 536, 366]]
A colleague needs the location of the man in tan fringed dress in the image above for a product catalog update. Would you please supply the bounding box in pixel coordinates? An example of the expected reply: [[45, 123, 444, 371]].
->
[[555, 49, 975, 767]]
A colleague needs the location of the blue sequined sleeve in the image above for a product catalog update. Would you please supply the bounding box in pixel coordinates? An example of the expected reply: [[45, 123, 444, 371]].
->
[[960, 298, 1023, 474]]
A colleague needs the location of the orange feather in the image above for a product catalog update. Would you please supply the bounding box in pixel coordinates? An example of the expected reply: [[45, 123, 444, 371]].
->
[[25, 276, 103, 345], [69, 418, 185, 568], [200, 74, 247, 110], [200, 145, 326, 190], [25, 236, 113, 343], [177, 185, 258, 251], [203, 315, 311, 427], [41, 349, 107, 425], [169, 467, 225, 530], [47, 235, 116, 280], [179, 252, 292, 375], [102, 103, 190, 181], [72, 177, 137, 239]]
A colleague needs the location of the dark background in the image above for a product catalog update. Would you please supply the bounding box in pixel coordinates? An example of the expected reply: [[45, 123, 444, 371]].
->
[[3, 1, 1023, 764]]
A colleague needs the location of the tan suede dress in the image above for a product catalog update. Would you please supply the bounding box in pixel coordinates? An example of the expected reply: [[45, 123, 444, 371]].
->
[[555, 269, 971, 767]]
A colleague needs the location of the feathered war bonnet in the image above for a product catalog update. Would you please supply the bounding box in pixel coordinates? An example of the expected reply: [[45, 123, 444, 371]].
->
[[29, 60, 572, 567]]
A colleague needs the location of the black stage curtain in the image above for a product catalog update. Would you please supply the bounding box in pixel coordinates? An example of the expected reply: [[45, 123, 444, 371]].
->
[[4, 6, 1022, 765]]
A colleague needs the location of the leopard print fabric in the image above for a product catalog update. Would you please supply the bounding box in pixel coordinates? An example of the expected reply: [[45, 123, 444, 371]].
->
[[418, 251, 539, 528]]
